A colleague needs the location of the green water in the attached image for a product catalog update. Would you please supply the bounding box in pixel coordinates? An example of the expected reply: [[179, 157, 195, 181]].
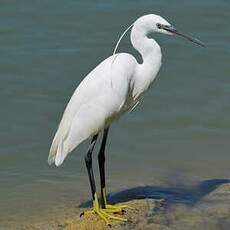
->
[[0, 0, 230, 226]]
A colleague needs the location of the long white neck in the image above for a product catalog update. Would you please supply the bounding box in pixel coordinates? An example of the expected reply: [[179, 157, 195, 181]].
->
[[131, 26, 161, 62], [130, 25, 162, 97]]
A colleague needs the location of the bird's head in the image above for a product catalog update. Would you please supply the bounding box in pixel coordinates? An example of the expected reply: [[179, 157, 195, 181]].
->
[[113, 14, 204, 56], [134, 14, 205, 47]]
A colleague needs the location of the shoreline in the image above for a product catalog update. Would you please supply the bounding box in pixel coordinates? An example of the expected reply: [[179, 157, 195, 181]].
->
[[2, 180, 230, 230]]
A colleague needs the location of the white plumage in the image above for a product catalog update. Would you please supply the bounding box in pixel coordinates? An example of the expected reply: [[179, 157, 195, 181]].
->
[[49, 54, 138, 166], [48, 14, 203, 167]]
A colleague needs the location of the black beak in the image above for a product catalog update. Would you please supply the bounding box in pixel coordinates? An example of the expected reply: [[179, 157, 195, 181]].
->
[[160, 24, 205, 47]]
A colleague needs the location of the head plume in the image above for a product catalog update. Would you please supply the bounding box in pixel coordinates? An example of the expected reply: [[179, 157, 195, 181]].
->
[[112, 23, 134, 56]]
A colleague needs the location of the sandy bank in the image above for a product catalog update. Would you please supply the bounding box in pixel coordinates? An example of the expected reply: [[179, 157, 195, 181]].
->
[[4, 180, 230, 230]]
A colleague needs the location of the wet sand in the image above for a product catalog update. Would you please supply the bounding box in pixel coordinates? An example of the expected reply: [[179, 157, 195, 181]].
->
[[3, 180, 230, 230]]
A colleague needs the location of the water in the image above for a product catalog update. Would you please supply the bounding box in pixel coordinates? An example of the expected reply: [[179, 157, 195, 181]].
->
[[0, 0, 230, 227]]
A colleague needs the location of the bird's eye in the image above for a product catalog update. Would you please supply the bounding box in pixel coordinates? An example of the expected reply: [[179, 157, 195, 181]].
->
[[156, 23, 162, 29]]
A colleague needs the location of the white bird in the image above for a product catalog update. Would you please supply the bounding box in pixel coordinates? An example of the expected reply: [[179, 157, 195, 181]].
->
[[48, 14, 204, 224]]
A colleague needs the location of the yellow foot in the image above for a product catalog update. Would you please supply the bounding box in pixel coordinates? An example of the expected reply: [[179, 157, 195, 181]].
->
[[101, 188, 135, 214], [80, 194, 128, 226], [80, 207, 127, 226], [103, 203, 134, 214]]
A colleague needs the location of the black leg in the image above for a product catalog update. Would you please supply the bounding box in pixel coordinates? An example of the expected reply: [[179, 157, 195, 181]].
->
[[85, 134, 98, 200], [98, 127, 109, 208]]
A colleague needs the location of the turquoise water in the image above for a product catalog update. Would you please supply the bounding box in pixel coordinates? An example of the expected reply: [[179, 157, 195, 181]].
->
[[1, 0, 230, 226]]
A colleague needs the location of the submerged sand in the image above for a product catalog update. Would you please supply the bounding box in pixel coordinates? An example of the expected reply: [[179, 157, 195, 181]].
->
[[3, 181, 230, 230]]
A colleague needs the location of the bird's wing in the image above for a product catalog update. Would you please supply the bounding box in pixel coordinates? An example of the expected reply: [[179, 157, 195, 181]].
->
[[48, 53, 137, 166]]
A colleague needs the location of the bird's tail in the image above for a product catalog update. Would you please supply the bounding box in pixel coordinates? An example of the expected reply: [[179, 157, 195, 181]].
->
[[48, 112, 72, 166], [48, 131, 61, 165], [48, 122, 70, 166], [48, 133, 69, 167], [48, 122, 78, 167]]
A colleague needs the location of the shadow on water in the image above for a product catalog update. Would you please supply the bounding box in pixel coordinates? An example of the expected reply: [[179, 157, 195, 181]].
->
[[79, 179, 230, 208]]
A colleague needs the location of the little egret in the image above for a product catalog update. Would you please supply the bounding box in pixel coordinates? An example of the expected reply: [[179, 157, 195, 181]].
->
[[48, 14, 204, 224]]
